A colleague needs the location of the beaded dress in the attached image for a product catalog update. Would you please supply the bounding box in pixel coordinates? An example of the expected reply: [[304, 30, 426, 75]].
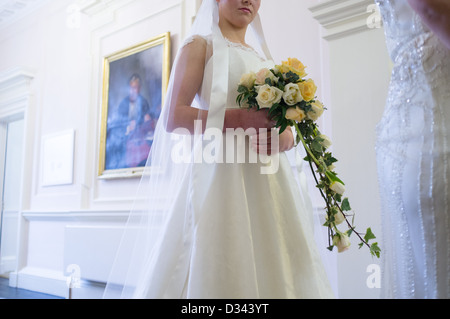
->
[[375, 0, 450, 298]]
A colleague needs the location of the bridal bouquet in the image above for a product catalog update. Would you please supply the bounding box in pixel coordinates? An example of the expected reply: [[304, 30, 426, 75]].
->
[[237, 58, 380, 258]]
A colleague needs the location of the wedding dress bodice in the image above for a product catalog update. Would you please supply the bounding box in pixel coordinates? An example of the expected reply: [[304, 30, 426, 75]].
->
[[192, 35, 273, 113], [376, 0, 429, 60], [376, 0, 450, 145]]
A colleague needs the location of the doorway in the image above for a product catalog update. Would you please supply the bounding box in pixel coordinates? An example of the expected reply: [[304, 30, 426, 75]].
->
[[0, 118, 24, 277]]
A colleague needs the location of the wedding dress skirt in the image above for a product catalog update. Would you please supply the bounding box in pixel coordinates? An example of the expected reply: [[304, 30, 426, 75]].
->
[[376, 0, 450, 298], [132, 37, 334, 299]]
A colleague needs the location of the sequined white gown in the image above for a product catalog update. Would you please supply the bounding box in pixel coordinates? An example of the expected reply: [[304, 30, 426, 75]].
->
[[376, 0, 450, 298]]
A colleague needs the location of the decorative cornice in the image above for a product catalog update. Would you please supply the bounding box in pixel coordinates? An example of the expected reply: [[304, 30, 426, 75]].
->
[[75, 0, 116, 16], [0, 67, 34, 92], [0, 67, 35, 119], [0, 0, 50, 30], [310, 0, 381, 40]]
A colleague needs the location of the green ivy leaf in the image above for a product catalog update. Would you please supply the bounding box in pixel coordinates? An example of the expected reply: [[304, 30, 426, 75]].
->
[[364, 228, 376, 243], [370, 243, 381, 258], [341, 198, 351, 211], [311, 139, 324, 154]]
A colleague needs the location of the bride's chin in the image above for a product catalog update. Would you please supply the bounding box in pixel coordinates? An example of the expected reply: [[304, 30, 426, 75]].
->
[[232, 17, 255, 28]]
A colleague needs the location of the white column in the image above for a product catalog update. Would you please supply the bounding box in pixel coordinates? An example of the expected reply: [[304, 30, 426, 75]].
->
[[310, 0, 391, 298]]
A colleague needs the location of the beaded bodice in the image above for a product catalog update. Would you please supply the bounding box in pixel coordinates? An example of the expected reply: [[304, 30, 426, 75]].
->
[[376, 0, 450, 145], [375, 0, 429, 61]]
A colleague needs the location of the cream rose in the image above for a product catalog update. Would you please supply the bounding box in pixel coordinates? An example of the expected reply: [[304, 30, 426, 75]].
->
[[298, 79, 317, 101], [334, 211, 346, 225], [285, 106, 306, 122], [307, 100, 324, 121], [283, 83, 304, 106], [319, 134, 332, 149], [333, 232, 351, 253], [239, 72, 256, 89], [255, 68, 279, 85], [272, 65, 281, 75], [330, 181, 346, 195], [255, 84, 283, 109], [326, 208, 345, 225]]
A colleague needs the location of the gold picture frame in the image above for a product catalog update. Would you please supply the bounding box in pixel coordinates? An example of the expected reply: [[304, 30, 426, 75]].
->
[[98, 32, 171, 179]]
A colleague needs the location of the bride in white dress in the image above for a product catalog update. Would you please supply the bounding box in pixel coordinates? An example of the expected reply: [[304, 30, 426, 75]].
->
[[103, 0, 334, 299], [376, 0, 450, 298]]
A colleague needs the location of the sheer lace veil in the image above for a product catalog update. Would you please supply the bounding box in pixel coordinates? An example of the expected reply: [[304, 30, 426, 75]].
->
[[102, 0, 274, 299]]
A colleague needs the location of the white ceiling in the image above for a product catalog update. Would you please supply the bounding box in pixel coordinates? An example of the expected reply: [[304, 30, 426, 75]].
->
[[0, 0, 49, 28]]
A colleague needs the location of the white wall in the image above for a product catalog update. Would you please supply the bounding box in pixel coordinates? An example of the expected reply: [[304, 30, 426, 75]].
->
[[310, 0, 392, 298], [0, 0, 194, 298], [0, 0, 392, 299]]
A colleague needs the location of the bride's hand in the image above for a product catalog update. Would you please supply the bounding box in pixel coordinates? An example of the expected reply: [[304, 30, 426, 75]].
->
[[236, 108, 276, 131], [250, 127, 294, 155]]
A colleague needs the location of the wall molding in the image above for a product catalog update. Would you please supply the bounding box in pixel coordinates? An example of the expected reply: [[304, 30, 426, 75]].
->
[[82, 0, 185, 208], [310, 0, 380, 40], [77, 0, 118, 16], [0, 67, 34, 121], [21, 209, 130, 223]]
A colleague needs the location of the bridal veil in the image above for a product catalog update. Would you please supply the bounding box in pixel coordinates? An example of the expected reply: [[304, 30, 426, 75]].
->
[[102, 0, 277, 298]]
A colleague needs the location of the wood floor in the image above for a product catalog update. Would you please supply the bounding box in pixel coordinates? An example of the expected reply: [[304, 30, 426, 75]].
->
[[0, 277, 62, 299]]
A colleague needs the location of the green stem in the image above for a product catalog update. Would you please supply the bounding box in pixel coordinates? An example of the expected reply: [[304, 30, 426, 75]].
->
[[294, 123, 321, 168]]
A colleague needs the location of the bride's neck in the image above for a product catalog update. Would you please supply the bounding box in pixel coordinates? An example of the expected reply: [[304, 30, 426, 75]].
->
[[219, 23, 248, 45]]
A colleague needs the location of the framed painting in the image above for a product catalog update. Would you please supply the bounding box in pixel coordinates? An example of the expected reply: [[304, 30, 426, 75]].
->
[[98, 32, 170, 179]]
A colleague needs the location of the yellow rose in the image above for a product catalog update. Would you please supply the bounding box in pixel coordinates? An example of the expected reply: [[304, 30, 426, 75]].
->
[[256, 84, 283, 109], [285, 106, 306, 122], [298, 79, 317, 101], [279, 58, 307, 78], [239, 72, 256, 89], [307, 100, 324, 121]]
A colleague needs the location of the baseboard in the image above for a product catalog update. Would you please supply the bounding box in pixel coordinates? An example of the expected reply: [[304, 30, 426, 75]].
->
[[9, 267, 69, 298], [9, 267, 106, 299]]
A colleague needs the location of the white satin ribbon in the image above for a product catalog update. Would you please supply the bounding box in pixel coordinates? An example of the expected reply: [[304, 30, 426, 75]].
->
[[251, 13, 273, 62], [205, 25, 229, 132]]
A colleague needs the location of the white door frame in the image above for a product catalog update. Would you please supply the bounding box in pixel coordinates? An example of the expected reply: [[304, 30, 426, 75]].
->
[[0, 67, 35, 284]]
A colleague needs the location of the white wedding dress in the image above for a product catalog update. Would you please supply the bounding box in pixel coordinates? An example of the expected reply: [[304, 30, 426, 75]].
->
[[376, 0, 450, 298], [131, 35, 334, 299]]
